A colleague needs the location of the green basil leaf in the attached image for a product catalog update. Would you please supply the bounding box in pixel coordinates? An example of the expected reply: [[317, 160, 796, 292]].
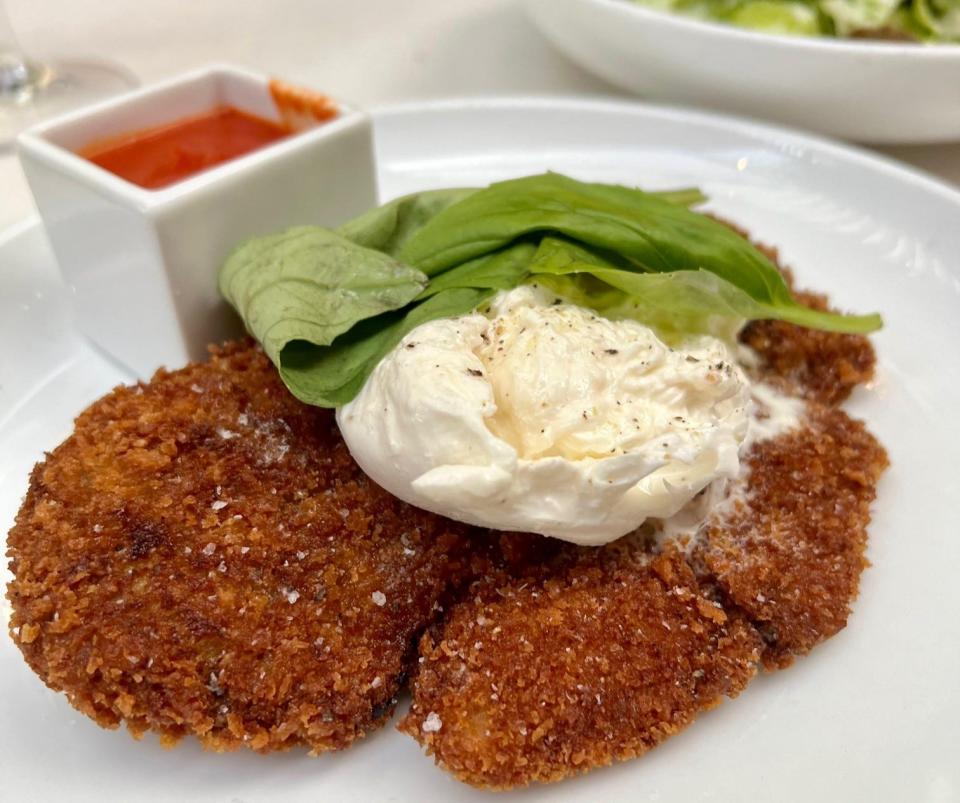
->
[[644, 187, 708, 208], [338, 188, 476, 256], [338, 183, 706, 259], [219, 226, 428, 364], [415, 242, 536, 300], [220, 174, 881, 410], [528, 235, 634, 274], [277, 287, 495, 408], [528, 236, 881, 334], [398, 173, 795, 309]]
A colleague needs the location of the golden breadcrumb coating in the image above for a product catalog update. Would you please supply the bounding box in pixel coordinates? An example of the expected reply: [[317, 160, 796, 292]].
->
[[6, 342, 484, 753], [741, 288, 876, 406], [398, 247, 887, 788], [399, 402, 886, 787], [743, 238, 876, 406], [698, 404, 888, 669], [399, 546, 761, 789], [5, 231, 888, 789]]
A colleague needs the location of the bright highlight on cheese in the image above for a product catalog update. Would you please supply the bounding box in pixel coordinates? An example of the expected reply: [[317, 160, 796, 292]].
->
[[337, 286, 754, 545]]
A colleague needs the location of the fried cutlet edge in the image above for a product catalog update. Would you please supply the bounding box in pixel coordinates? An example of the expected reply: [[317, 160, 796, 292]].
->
[[5, 342, 486, 754], [397, 244, 889, 788], [5, 224, 890, 788]]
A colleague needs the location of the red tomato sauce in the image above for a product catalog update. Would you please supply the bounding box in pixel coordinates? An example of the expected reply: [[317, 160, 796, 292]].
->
[[79, 106, 293, 190]]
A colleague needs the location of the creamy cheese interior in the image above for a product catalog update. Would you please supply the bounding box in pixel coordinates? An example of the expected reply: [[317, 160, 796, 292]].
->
[[336, 285, 786, 546]]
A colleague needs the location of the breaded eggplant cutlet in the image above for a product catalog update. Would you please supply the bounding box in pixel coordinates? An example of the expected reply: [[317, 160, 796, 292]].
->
[[6, 274, 887, 789], [5, 342, 488, 753], [400, 401, 887, 788], [399, 276, 887, 788]]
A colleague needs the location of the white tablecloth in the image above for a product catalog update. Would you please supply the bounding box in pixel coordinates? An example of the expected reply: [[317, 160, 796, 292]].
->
[[3, 0, 960, 231]]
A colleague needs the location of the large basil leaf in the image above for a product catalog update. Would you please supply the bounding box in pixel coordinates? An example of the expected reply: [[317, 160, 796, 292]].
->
[[337, 188, 476, 255], [336, 183, 704, 257], [219, 226, 428, 363], [527, 236, 882, 335], [415, 243, 535, 300], [220, 174, 882, 410], [398, 173, 794, 306], [278, 287, 494, 407]]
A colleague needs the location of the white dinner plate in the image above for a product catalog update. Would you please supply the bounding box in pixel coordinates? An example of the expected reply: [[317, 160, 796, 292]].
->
[[2, 98, 959, 803], [524, 0, 960, 144]]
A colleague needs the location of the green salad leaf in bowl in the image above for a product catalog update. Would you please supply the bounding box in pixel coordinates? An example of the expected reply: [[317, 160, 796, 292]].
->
[[630, 0, 960, 40]]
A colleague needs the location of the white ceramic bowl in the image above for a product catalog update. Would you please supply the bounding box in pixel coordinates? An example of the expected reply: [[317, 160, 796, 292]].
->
[[17, 65, 378, 377], [524, 0, 960, 143]]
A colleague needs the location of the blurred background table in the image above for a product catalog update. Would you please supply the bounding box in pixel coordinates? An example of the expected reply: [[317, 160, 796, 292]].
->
[[3, 0, 959, 231]]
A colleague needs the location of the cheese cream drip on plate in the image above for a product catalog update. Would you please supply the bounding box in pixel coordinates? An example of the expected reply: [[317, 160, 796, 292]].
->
[[337, 285, 800, 546]]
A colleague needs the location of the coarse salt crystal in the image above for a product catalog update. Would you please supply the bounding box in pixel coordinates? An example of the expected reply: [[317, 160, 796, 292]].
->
[[217, 428, 238, 440], [211, 500, 228, 511], [371, 591, 386, 607], [422, 712, 442, 733], [282, 588, 300, 604], [371, 676, 383, 689], [202, 542, 216, 556], [92, 524, 103, 533], [240, 546, 250, 555], [217, 561, 227, 573]]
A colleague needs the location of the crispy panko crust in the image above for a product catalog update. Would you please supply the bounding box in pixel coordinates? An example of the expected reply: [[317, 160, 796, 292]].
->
[[741, 288, 876, 406], [743, 240, 876, 406], [399, 546, 761, 789], [6, 342, 485, 753], [698, 404, 888, 669], [400, 403, 887, 787], [6, 235, 888, 788], [399, 261, 888, 788]]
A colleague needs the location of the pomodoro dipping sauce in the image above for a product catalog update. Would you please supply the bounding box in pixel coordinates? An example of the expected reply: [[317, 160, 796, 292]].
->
[[78, 106, 294, 189]]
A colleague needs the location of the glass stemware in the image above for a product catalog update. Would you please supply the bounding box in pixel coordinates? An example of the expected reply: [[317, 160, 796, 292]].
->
[[0, 2, 136, 147]]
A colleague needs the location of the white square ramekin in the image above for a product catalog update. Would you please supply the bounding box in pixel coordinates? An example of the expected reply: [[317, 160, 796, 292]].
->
[[17, 64, 378, 377]]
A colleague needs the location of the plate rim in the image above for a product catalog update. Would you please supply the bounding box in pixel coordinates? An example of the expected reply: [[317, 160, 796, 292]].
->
[[372, 95, 960, 209]]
